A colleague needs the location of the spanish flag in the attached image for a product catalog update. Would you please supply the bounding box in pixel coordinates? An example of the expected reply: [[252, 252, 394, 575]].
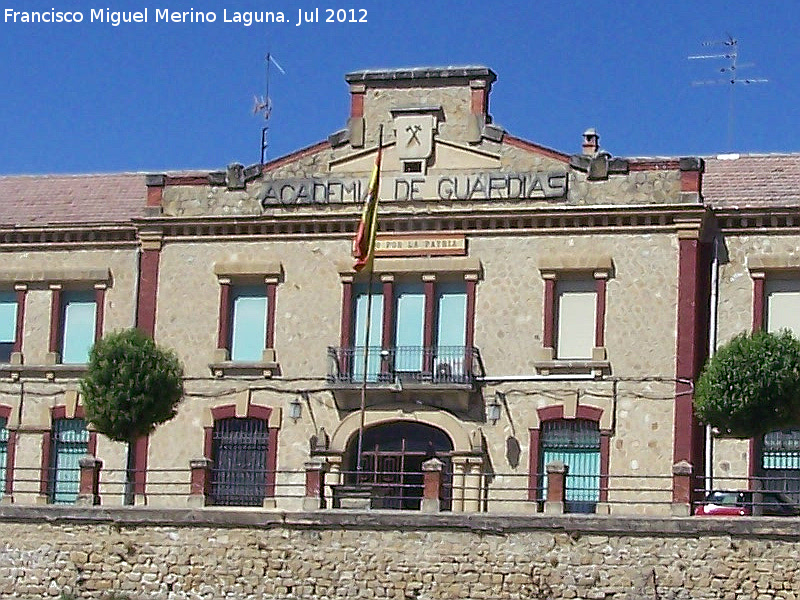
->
[[352, 143, 382, 272]]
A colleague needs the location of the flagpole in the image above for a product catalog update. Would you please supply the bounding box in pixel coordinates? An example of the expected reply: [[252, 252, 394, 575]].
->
[[356, 125, 382, 476]]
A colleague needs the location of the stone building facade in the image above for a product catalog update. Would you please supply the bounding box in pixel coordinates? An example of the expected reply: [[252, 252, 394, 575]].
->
[[0, 66, 797, 514]]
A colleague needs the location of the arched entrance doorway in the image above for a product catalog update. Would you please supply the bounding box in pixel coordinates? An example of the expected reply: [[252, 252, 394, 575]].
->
[[345, 421, 454, 510]]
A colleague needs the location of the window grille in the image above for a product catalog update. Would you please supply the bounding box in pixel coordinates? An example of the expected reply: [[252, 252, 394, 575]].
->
[[539, 419, 600, 513], [210, 418, 269, 506], [762, 429, 800, 499], [49, 418, 89, 504]]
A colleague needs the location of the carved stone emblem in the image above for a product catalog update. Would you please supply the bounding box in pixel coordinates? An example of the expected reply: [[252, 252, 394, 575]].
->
[[394, 114, 436, 161]]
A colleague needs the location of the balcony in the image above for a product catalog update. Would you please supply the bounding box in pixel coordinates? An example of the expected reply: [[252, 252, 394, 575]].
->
[[326, 346, 482, 411]]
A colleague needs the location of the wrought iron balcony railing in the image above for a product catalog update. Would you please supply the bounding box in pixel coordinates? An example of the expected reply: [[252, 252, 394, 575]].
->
[[327, 345, 481, 386]]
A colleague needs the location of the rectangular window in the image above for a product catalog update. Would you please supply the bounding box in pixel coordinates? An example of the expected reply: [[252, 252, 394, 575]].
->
[[555, 278, 597, 360], [230, 285, 268, 362], [766, 278, 800, 335], [60, 291, 97, 364], [394, 282, 425, 372], [353, 283, 383, 382], [435, 282, 467, 377], [49, 418, 89, 504], [0, 292, 17, 363]]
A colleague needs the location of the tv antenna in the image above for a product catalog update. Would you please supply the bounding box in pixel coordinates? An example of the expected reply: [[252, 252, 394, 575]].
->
[[253, 52, 286, 165], [689, 34, 768, 150]]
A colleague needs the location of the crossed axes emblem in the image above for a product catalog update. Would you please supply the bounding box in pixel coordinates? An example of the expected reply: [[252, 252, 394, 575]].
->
[[405, 125, 423, 146]]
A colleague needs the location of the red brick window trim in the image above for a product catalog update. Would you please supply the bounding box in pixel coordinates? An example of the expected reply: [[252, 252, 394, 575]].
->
[[39, 405, 97, 499], [204, 404, 278, 502], [47, 282, 106, 364], [527, 405, 610, 504], [540, 268, 610, 362], [0, 404, 16, 498], [215, 274, 279, 364]]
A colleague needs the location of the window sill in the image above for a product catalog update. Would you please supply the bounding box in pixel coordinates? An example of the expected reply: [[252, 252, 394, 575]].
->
[[533, 348, 610, 377], [533, 360, 610, 377], [0, 363, 88, 381], [209, 361, 281, 379]]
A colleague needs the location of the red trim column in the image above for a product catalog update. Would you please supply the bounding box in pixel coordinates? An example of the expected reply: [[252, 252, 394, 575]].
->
[[422, 275, 436, 374], [527, 428, 541, 502], [133, 230, 163, 505], [132, 436, 148, 503], [381, 275, 394, 377], [13, 285, 26, 356], [0, 405, 14, 500], [39, 431, 51, 498], [673, 230, 707, 504], [594, 274, 608, 348], [136, 230, 162, 337], [465, 275, 477, 350], [4, 430, 16, 499], [542, 274, 556, 350], [48, 284, 62, 356], [265, 280, 277, 350], [340, 276, 354, 349], [94, 284, 106, 343], [752, 272, 765, 332], [599, 431, 611, 503], [216, 278, 231, 353]]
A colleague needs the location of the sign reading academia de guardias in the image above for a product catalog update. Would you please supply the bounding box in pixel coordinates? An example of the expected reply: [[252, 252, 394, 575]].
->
[[260, 171, 568, 207]]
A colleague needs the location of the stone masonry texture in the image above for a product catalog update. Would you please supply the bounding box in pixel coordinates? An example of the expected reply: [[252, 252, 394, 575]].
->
[[1, 508, 799, 600]]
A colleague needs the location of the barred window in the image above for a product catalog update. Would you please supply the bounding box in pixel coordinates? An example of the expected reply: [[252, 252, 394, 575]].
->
[[49, 418, 89, 504], [210, 418, 270, 507], [539, 419, 600, 513]]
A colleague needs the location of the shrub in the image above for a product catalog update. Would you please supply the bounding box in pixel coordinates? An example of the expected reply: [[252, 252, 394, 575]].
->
[[695, 330, 800, 438]]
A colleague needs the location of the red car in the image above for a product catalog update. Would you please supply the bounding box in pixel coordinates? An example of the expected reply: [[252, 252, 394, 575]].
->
[[694, 490, 800, 516]]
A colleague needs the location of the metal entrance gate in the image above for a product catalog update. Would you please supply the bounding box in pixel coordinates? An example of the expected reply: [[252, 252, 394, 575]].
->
[[211, 418, 269, 506], [347, 422, 454, 510]]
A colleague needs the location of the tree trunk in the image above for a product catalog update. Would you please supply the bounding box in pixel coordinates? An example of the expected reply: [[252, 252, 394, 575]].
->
[[124, 439, 135, 505]]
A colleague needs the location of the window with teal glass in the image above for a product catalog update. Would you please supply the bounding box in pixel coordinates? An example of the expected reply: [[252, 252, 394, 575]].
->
[[49, 418, 89, 504], [394, 283, 425, 372], [60, 291, 96, 364], [230, 285, 268, 361], [0, 292, 17, 363], [0, 417, 8, 500], [353, 283, 383, 382], [539, 419, 600, 514], [435, 282, 467, 377]]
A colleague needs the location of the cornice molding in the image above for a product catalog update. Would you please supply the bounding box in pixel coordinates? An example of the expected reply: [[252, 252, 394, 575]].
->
[[133, 205, 709, 241]]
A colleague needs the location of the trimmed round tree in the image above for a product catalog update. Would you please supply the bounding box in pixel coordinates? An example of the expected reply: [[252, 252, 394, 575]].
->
[[80, 328, 184, 503], [695, 329, 800, 438]]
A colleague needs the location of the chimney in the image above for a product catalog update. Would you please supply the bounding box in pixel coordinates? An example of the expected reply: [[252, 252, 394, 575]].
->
[[582, 128, 599, 155]]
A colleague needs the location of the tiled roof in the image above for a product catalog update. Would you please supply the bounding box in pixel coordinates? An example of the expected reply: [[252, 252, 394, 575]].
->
[[0, 173, 146, 227], [703, 154, 800, 208]]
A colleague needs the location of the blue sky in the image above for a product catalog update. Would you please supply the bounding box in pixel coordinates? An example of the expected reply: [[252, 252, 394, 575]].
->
[[0, 0, 797, 174]]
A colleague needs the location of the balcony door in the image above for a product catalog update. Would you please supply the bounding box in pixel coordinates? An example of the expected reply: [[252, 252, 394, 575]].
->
[[353, 283, 383, 382], [394, 283, 425, 373], [435, 282, 467, 378]]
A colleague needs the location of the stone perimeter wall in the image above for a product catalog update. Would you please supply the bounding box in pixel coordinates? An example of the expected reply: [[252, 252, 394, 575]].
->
[[0, 508, 797, 600]]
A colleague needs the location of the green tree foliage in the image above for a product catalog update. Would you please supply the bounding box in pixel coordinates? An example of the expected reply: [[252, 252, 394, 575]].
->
[[695, 330, 800, 438], [80, 328, 184, 443]]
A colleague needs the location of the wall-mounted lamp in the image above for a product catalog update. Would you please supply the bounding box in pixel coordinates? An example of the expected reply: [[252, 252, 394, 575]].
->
[[289, 396, 303, 422], [487, 392, 503, 425]]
